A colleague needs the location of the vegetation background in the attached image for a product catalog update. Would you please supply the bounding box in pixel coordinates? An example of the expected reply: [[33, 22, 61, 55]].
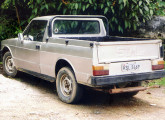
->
[[0, 0, 165, 41]]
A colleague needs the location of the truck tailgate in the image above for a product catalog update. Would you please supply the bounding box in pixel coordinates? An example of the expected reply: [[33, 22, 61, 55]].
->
[[97, 40, 161, 63]]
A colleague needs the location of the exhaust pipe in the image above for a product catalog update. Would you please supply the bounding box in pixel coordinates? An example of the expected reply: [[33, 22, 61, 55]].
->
[[108, 86, 147, 94]]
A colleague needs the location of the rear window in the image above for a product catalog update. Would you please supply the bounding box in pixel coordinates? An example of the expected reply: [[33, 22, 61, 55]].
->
[[53, 20, 100, 35]]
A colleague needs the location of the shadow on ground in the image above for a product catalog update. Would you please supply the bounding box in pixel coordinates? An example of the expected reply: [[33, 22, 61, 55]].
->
[[0, 64, 2, 74]]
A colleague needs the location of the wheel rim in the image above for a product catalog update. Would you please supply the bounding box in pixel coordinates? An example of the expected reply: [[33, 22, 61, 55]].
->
[[5, 56, 15, 74], [60, 74, 73, 97]]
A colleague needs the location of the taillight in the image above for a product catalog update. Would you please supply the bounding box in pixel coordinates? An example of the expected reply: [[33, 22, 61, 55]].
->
[[93, 65, 109, 76], [152, 60, 164, 70], [152, 65, 164, 70]]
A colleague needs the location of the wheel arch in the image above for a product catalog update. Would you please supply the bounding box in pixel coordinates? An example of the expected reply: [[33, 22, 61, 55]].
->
[[55, 58, 76, 78], [2, 46, 13, 58]]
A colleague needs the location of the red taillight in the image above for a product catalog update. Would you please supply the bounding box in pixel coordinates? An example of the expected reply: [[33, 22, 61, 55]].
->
[[152, 64, 164, 70], [152, 60, 164, 70], [92, 65, 109, 76], [93, 70, 109, 76]]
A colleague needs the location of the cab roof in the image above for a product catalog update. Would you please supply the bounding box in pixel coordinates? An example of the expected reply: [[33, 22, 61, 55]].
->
[[33, 15, 106, 21]]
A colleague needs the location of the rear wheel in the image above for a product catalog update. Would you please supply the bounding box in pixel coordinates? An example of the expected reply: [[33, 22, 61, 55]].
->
[[3, 52, 18, 77], [56, 67, 83, 104]]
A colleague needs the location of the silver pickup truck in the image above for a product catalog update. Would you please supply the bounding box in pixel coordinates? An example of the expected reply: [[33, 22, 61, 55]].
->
[[1, 15, 165, 103]]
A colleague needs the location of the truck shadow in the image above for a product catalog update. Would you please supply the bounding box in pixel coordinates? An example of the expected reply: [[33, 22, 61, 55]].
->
[[0, 66, 149, 107], [0, 64, 2, 74], [80, 89, 149, 107]]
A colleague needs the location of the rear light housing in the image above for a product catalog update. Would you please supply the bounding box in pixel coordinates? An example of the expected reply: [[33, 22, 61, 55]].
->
[[152, 60, 164, 70], [93, 65, 109, 76]]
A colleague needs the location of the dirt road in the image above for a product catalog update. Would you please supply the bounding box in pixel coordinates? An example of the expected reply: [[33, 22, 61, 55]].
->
[[0, 67, 165, 120]]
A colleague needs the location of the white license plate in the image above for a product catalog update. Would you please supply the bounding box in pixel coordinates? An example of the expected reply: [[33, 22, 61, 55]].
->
[[121, 62, 140, 72]]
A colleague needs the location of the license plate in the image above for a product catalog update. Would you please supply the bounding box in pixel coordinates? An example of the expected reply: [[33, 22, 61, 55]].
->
[[121, 62, 140, 72]]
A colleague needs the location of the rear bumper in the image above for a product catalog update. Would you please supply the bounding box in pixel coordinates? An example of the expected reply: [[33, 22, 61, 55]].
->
[[91, 70, 165, 86]]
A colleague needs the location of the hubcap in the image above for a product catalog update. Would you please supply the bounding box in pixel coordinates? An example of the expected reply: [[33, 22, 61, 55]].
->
[[60, 74, 72, 97], [5, 56, 15, 73]]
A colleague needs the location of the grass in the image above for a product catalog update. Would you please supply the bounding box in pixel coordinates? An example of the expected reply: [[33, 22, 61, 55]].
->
[[160, 77, 165, 86], [148, 78, 165, 86], [0, 62, 2, 64]]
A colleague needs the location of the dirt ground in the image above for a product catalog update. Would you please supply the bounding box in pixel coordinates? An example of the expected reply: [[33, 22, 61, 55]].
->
[[0, 65, 165, 120]]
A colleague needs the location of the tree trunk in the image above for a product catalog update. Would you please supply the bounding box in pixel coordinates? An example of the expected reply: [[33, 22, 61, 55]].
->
[[15, 5, 22, 31]]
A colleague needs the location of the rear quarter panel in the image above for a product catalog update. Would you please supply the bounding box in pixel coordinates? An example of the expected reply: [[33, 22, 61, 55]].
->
[[40, 38, 93, 85]]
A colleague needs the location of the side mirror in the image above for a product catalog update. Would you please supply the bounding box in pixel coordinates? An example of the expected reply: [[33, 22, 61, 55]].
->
[[18, 33, 23, 41]]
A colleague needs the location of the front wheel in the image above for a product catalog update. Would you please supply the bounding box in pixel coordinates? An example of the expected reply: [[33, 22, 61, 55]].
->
[[56, 67, 83, 104], [3, 52, 18, 77]]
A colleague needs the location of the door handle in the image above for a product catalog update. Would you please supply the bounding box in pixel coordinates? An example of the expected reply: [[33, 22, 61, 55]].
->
[[36, 45, 41, 50]]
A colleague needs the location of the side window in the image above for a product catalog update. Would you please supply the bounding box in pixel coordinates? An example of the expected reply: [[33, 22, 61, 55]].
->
[[23, 20, 47, 42]]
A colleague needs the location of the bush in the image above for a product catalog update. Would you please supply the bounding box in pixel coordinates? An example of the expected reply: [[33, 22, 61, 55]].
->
[[0, 10, 22, 41]]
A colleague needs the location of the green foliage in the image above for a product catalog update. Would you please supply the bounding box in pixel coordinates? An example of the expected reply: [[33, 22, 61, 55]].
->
[[148, 78, 165, 86], [0, 15, 21, 40], [150, 0, 165, 16], [62, 0, 165, 34], [0, 0, 165, 40]]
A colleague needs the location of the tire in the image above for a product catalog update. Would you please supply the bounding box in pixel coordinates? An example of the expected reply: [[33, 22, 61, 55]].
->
[[56, 67, 83, 104], [3, 52, 18, 77]]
